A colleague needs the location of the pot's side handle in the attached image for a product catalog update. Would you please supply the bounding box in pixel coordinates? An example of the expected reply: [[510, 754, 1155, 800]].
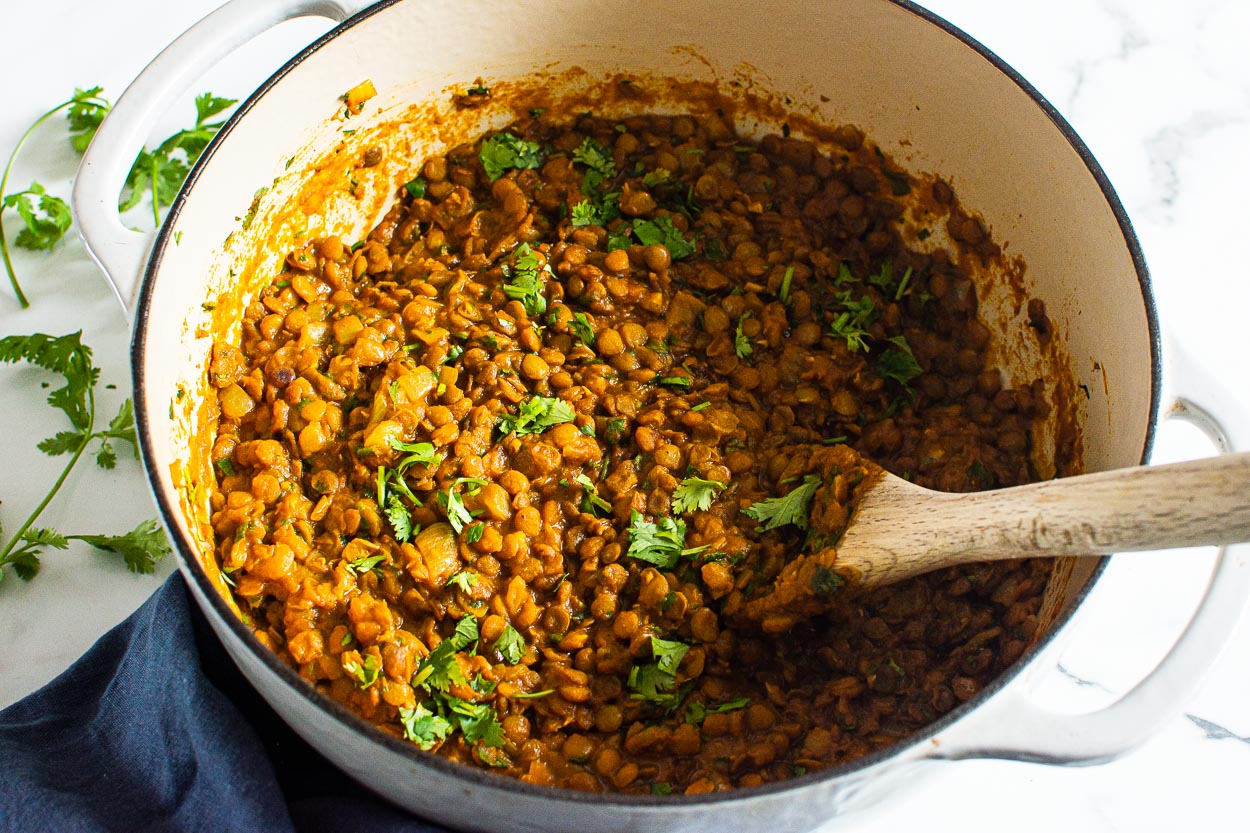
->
[[72, 0, 375, 318], [931, 344, 1250, 765]]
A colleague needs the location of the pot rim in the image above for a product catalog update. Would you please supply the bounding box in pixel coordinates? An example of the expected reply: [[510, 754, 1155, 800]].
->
[[130, 0, 1162, 810]]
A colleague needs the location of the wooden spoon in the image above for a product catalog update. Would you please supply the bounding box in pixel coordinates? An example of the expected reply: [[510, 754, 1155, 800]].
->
[[742, 452, 1250, 632]]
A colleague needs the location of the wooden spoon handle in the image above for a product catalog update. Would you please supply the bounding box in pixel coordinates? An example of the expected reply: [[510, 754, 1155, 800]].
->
[[840, 451, 1250, 587]]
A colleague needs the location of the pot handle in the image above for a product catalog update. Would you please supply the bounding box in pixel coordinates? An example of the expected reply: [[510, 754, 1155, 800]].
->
[[72, 0, 375, 316], [930, 339, 1250, 764]]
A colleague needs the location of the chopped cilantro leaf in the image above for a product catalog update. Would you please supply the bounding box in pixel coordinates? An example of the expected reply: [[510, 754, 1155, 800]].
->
[[494, 625, 525, 665], [875, 334, 923, 389], [574, 472, 611, 516], [743, 473, 822, 531], [606, 229, 633, 251], [650, 636, 689, 675], [671, 476, 725, 515], [811, 564, 845, 596], [480, 132, 544, 181], [497, 395, 576, 436], [606, 417, 627, 443], [404, 176, 427, 198], [658, 375, 692, 389], [734, 314, 753, 359], [882, 166, 912, 196], [447, 696, 506, 747], [868, 261, 896, 293], [453, 615, 480, 648], [704, 236, 726, 262], [399, 703, 453, 750], [344, 653, 382, 689], [625, 511, 696, 569], [642, 169, 671, 187], [627, 663, 675, 704], [389, 437, 437, 473], [829, 312, 870, 353], [439, 477, 485, 532], [445, 570, 480, 593], [572, 136, 616, 193], [347, 552, 386, 573], [684, 697, 751, 725], [627, 636, 691, 708], [412, 616, 478, 693], [502, 243, 549, 316], [570, 312, 595, 346], [571, 199, 600, 226], [385, 495, 413, 542], [632, 214, 695, 260], [828, 291, 878, 354]]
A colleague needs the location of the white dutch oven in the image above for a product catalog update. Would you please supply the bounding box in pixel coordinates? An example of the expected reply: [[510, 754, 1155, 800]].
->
[[71, 1, 1250, 831]]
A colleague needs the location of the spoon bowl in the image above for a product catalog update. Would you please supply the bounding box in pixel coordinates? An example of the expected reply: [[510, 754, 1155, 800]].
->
[[744, 451, 1250, 632]]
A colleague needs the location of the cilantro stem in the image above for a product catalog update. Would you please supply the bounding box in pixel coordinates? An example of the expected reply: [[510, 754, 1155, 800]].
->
[[0, 384, 94, 562], [149, 154, 161, 229], [0, 100, 74, 309]]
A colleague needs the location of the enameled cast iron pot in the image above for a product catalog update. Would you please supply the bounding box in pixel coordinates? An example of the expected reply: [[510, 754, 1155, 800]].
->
[[71, 1, 1250, 831]]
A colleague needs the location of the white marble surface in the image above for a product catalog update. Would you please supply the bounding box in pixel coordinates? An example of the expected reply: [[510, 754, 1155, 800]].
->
[[0, 1, 1247, 830]]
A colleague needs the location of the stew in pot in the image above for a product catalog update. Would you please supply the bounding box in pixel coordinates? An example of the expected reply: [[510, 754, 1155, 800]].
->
[[206, 108, 1061, 794]]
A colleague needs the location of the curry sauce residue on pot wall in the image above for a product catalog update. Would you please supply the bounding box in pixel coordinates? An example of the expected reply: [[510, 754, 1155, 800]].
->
[[186, 73, 1082, 794]]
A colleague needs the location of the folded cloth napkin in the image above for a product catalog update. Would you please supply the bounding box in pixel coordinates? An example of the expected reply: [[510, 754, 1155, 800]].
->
[[0, 575, 449, 833]]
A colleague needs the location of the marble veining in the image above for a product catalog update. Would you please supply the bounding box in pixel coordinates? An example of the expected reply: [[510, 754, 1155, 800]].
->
[[1186, 714, 1250, 747]]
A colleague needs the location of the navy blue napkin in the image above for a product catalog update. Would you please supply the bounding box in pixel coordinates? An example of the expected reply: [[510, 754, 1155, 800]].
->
[[0, 575, 449, 833]]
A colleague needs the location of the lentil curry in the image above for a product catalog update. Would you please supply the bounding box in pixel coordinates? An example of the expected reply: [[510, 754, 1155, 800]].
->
[[207, 106, 1062, 795]]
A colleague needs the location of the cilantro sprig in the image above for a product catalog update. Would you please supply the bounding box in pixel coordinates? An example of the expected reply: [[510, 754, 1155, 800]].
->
[[403, 615, 508, 761], [0, 332, 171, 584], [119, 92, 237, 229], [742, 473, 823, 532], [374, 436, 435, 542], [2, 184, 71, 254], [2, 87, 111, 308]]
